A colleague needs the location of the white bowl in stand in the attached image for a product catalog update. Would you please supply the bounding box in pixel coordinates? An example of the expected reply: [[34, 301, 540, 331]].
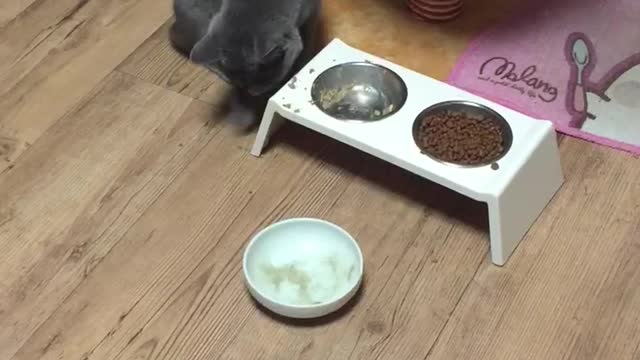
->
[[250, 39, 564, 266], [243, 218, 364, 319]]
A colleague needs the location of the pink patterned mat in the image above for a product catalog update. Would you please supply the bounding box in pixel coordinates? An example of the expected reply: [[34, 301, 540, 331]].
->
[[448, 0, 640, 155]]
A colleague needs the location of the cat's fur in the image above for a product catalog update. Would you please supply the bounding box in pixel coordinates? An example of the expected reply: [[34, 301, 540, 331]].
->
[[170, 0, 320, 127]]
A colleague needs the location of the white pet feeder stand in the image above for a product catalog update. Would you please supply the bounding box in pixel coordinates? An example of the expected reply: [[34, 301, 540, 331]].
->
[[251, 39, 564, 266]]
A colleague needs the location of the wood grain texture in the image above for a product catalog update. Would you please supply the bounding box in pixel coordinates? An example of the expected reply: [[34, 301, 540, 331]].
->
[[0, 0, 172, 173], [0, 0, 38, 26], [0, 71, 198, 359], [118, 22, 228, 105], [107, 137, 491, 360], [1, 0, 640, 359], [9, 121, 490, 360], [427, 141, 640, 360]]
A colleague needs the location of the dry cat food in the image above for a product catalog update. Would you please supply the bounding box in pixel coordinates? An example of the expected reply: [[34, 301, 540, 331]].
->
[[415, 110, 506, 165]]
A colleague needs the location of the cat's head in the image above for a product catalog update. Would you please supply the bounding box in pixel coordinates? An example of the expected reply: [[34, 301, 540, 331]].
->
[[190, 17, 303, 96]]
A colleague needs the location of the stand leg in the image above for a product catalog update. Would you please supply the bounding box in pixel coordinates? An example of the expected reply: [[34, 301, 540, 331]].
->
[[488, 128, 564, 266], [250, 101, 286, 157]]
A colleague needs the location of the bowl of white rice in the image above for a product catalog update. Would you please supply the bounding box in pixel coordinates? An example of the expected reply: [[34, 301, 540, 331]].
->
[[242, 218, 364, 319]]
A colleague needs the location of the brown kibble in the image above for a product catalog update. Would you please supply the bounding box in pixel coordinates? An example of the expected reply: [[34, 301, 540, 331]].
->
[[415, 110, 506, 165]]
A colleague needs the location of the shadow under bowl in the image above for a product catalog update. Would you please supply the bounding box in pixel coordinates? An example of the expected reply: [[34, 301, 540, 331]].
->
[[311, 62, 408, 122]]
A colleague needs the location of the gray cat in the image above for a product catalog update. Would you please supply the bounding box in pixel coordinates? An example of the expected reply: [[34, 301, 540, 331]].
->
[[170, 0, 321, 127]]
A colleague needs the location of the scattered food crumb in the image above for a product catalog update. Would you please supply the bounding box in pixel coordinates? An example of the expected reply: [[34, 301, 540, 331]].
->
[[294, 109, 301, 113], [385, 104, 395, 115], [288, 76, 298, 89], [491, 163, 500, 170], [283, 103, 292, 109], [309, 68, 315, 74]]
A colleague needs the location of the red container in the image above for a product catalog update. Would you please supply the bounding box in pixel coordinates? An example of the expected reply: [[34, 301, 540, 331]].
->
[[407, 0, 463, 21]]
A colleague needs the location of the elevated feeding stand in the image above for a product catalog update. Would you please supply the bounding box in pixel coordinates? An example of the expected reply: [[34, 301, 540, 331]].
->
[[251, 39, 564, 266]]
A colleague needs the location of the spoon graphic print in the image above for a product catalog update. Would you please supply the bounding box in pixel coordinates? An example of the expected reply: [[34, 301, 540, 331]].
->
[[571, 38, 590, 127]]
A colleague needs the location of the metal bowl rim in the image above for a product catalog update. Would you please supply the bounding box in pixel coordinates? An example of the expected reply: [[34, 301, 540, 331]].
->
[[411, 100, 514, 168], [310, 61, 409, 122]]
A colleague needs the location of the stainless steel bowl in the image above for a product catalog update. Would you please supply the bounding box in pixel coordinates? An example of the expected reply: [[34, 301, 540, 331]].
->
[[311, 62, 408, 121], [411, 100, 514, 167]]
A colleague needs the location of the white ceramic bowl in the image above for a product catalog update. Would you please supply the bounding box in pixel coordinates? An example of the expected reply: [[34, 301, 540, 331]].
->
[[243, 218, 364, 319]]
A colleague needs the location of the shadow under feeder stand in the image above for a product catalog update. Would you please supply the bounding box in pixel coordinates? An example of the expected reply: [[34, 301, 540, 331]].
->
[[251, 39, 564, 266]]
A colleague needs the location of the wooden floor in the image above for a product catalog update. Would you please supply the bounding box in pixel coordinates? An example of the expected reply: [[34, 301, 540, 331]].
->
[[1, 0, 639, 359]]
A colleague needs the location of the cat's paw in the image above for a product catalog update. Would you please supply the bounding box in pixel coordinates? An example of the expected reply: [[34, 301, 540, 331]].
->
[[226, 96, 258, 130]]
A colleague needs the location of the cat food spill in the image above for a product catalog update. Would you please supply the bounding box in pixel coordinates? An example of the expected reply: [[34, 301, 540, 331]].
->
[[288, 76, 298, 89], [257, 252, 357, 306], [309, 68, 315, 74], [294, 109, 300, 113], [415, 110, 506, 166], [491, 162, 500, 170], [283, 103, 292, 109]]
